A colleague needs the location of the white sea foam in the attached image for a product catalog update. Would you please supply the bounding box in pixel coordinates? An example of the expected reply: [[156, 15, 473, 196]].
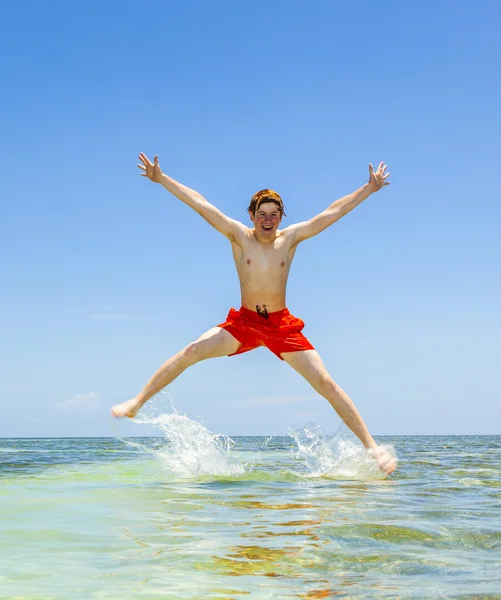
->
[[127, 408, 245, 479], [290, 422, 398, 479], [116, 398, 396, 480]]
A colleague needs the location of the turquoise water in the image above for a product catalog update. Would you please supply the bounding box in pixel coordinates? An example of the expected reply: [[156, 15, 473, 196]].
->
[[2, 416, 501, 599]]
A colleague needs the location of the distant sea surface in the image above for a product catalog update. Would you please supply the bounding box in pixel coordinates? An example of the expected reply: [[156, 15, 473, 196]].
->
[[2, 419, 501, 599]]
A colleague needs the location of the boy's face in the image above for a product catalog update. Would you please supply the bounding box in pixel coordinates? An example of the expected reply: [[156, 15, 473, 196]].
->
[[250, 201, 282, 238]]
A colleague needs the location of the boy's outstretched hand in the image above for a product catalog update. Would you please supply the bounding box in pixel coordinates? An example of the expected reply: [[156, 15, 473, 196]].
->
[[138, 153, 163, 183], [368, 162, 390, 192]]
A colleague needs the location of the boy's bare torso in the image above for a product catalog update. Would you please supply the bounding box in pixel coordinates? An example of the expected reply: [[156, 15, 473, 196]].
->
[[231, 228, 297, 312]]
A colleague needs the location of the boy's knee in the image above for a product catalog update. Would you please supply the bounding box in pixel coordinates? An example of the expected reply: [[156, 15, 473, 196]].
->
[[183, 340, 211, 363], [314, 373, 335, 394]]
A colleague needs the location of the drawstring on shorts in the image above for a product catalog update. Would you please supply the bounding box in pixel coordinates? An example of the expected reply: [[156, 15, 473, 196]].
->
[[256, 305, 268, 319]]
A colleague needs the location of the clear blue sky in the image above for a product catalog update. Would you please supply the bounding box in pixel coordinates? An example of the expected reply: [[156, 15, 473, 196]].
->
[[1, 1, 500, 438]]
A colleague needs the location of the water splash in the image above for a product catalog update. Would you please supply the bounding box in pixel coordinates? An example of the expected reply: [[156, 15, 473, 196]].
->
[[289, 422, 397, 479], [125, 408, 245, 479], [114, 396, 396, 481]]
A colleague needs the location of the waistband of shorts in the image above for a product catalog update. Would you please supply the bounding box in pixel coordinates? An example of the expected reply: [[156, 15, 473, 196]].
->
[[239, 306, 289, 318]]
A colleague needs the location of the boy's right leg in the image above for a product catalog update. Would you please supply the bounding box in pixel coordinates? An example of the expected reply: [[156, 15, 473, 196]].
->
[[111, 327, 241, 418]]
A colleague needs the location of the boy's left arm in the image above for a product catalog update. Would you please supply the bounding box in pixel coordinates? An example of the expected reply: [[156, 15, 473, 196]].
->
[[287, 162, 390, 244]]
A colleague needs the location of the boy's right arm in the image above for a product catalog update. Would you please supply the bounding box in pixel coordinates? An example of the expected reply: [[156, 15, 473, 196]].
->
[[138, 153, 247, 243]]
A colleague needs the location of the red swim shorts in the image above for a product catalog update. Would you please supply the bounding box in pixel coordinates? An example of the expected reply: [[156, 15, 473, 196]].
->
[[218, 306, 314, 360]]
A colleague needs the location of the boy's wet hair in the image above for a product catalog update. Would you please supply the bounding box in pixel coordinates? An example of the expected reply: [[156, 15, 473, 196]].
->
[[247, 189, 286, 217]]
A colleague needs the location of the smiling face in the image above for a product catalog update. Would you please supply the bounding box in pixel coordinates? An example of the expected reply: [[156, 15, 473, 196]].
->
[[247, 189, 285, 242], [250, 201, 283, 239]]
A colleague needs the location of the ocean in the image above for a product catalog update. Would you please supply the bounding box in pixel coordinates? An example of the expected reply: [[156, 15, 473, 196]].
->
[[2, 415, 501, 599]]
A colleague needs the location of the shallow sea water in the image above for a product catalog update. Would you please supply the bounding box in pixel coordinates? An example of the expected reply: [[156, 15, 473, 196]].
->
[[2, 415, 501, 599]]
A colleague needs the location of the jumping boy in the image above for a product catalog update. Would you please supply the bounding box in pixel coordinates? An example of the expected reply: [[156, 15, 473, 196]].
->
[[111, 154, 396, 475]]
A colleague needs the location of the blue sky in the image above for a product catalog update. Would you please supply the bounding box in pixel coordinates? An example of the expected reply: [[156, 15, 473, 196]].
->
[[1, 1, 500, 438]]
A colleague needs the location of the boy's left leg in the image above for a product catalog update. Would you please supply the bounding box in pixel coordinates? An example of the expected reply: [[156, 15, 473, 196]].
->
[[281, 349, 396, 475], [111, 327, 241, 418]]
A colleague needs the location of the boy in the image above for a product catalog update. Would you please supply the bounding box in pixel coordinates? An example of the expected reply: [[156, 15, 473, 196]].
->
[[112, 154, 396, 475]]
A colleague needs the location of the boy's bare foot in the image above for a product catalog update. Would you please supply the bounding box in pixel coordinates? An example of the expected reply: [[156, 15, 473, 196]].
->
[[371, 446, 398, 476], [111, 397, 143, 418]]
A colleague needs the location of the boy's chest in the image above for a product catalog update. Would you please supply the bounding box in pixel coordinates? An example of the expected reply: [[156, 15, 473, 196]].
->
[[242, 242, 289, 271]]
